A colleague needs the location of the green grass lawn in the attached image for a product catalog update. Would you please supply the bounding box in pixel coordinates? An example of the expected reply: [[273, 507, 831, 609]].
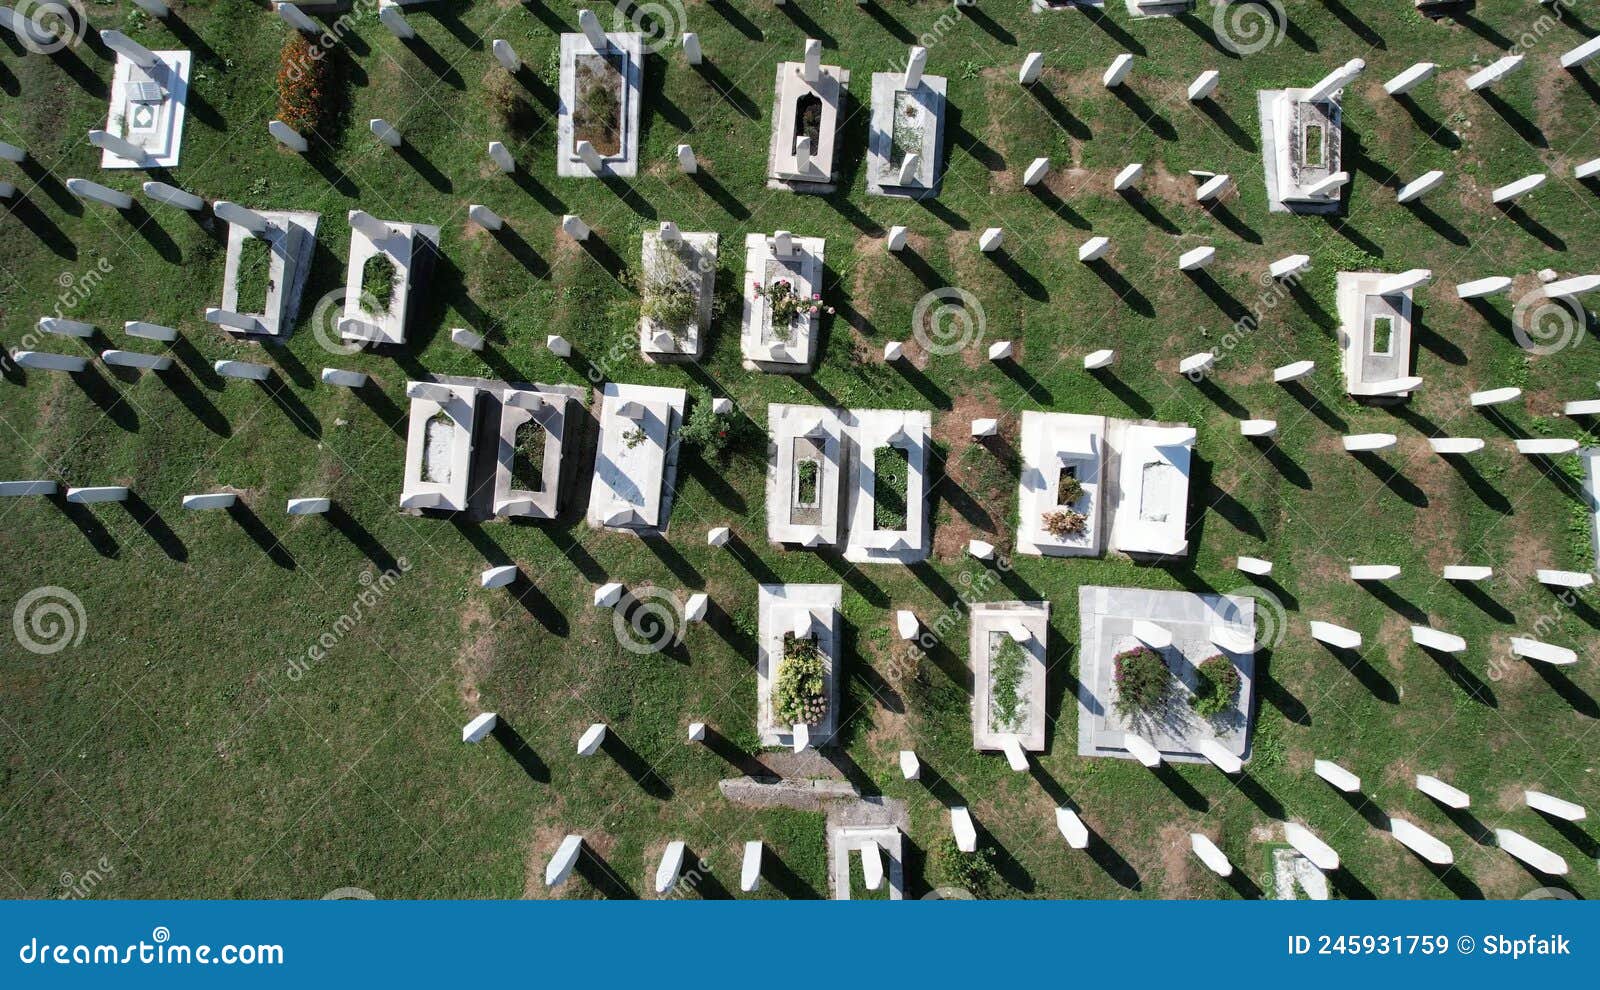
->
[[1, 0, 1597, 901]]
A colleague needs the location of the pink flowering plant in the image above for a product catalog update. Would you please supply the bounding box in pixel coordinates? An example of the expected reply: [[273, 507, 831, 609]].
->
[[754, 278, 834, 328]]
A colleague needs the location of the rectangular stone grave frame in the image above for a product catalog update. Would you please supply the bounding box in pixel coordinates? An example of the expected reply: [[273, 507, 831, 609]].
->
[[865, 71, 947, 199], [341, 217, 441, 347], [492, 384, 585, 520], [1016, 411, 1107, 557], [1258, 88, 1344, 214], [740, 233, 825, 373], [585, 381, 686, 534], [970, 601, 1050, 752], [766, 403, 846, 547], [1076, 585, 1257, 764], [766, 59, 849, 194], [1108, 423, 1196, 558], [401, 382, 478, 512], [217, 210, 320, 339], [639, 229, 718, 362], [844, 408, 931, 564], [100, 50, 191, 169], [757, 583, 842, 748], [1336, 272, 1416, 398], [829, 825, 905, 900], [557, 31, 642, 178]]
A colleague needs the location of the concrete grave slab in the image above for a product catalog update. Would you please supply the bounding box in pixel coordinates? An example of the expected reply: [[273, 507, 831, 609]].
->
[[557, 31, 642, 178], [757, 583, 841, 749], [970, 601, 1050, 753], [586, 382, 687, 534]]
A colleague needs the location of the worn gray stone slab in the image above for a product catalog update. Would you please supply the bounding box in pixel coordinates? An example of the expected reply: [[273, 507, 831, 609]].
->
[[557, 32, 642, 178], [1258, 89, 1343, 215], [219, 209, 319, 339], [970, 601, 1050, 752]]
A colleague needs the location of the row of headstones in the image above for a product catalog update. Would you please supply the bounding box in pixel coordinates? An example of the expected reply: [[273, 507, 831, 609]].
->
[[462, 714, 894, 894], [0, 481, 332, 516]]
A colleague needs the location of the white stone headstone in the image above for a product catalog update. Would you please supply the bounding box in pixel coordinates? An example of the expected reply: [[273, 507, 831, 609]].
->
[[1492, 173, 1546, 204], [1309, 620, 1361, 650], [546, 334, 572, 356], [949, 807, 977, 853], [1019, 51, 1043, 86], [38, 318, 94, 339], [578, 8, 609, 51], [462, 712, 497, 743], [970, 418, 998, 438], [978, 227, 1004, 253], [320, 368, 368, 388], [577, 722, 607, 756], [1561, 34, 1600, 70], [1465, 55, 1523, 92], [491, 39, 520, 73], [1442, 565, 1492, 581], [1236, 556, 1273, 576], [682, 33, 702, 66], [802, 38, 822, 83], [904, 45, 928, 90], [1416, 774, 1470, 809], [378, 5, 414, 39], [182, 492, 237, 511], [87, 129, 146, 163], [1376, 269, 1431, 296], [1239, 419, 1277, 438], [1525, 790, 1586, 821], [65, 178, 132, 210], [1305, 57, 1365, 103], [1001, 735, 1029, 772], [1178, 246, 1215, 271], [467, 204, 503, 231], [488, 141, 516, 174], [1283, 822, 1340, 871], [100, 29, 157, 67], [675, 144, 697, 173], [1102, 53, 1133, 88], [1410, 626, 1466, 653], [480, 565, 518, 590], [1349, 564, 1400, 581], [1383, 62, 1436, 96], [1189, 834, 1232, 877], [1395, 170, 1445, 204], [593, 583, 623, 608], [100, 350, 170, 371], [13, 351, 87, 373], [1056, 808, 1089, 849], [684, 593, 708, 623], [1195, 174, 1231, 201], [1113, 163, 1143, 191], [65, 486, 129, 504], [1082, 348, 1115, 370], [1469, 386, 1521, 407], [1510, 637, 1578, 665], [968, 540, 995, 560], [1341, 433, 1396, 453], [1078, 237, 1110, 263], [285, 497, 330, 516], [561, 215, 591, 241], [214, 359, 271, 382], [1455, 275, 1511, 299], [1178, 351, 1215, 376], [1123, 733, 1162, 768], [1273, 359, 1315, 384], [859, 840, 885, 890], [1496, 829, 1568, 876], [1187, 70, 1219, 101], [899, 750, 920, 781], [1196, 739, 1241, 774], [740, 840, 762, 892], [1390, 818, 1453, 865], [1314, 759, 1361, 793], [988, 340, 1013, 361], [369, 119, 402, 148], [1022, 157, 1050, 187], [0, 141, 27, 163], [276, 3, 318, 34], [545, 835, 583, 888], [1269, 254, 1310, 280]]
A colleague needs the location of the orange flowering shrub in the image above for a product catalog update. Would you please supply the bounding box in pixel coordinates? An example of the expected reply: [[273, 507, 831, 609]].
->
[[276, 31, 333, 137]]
